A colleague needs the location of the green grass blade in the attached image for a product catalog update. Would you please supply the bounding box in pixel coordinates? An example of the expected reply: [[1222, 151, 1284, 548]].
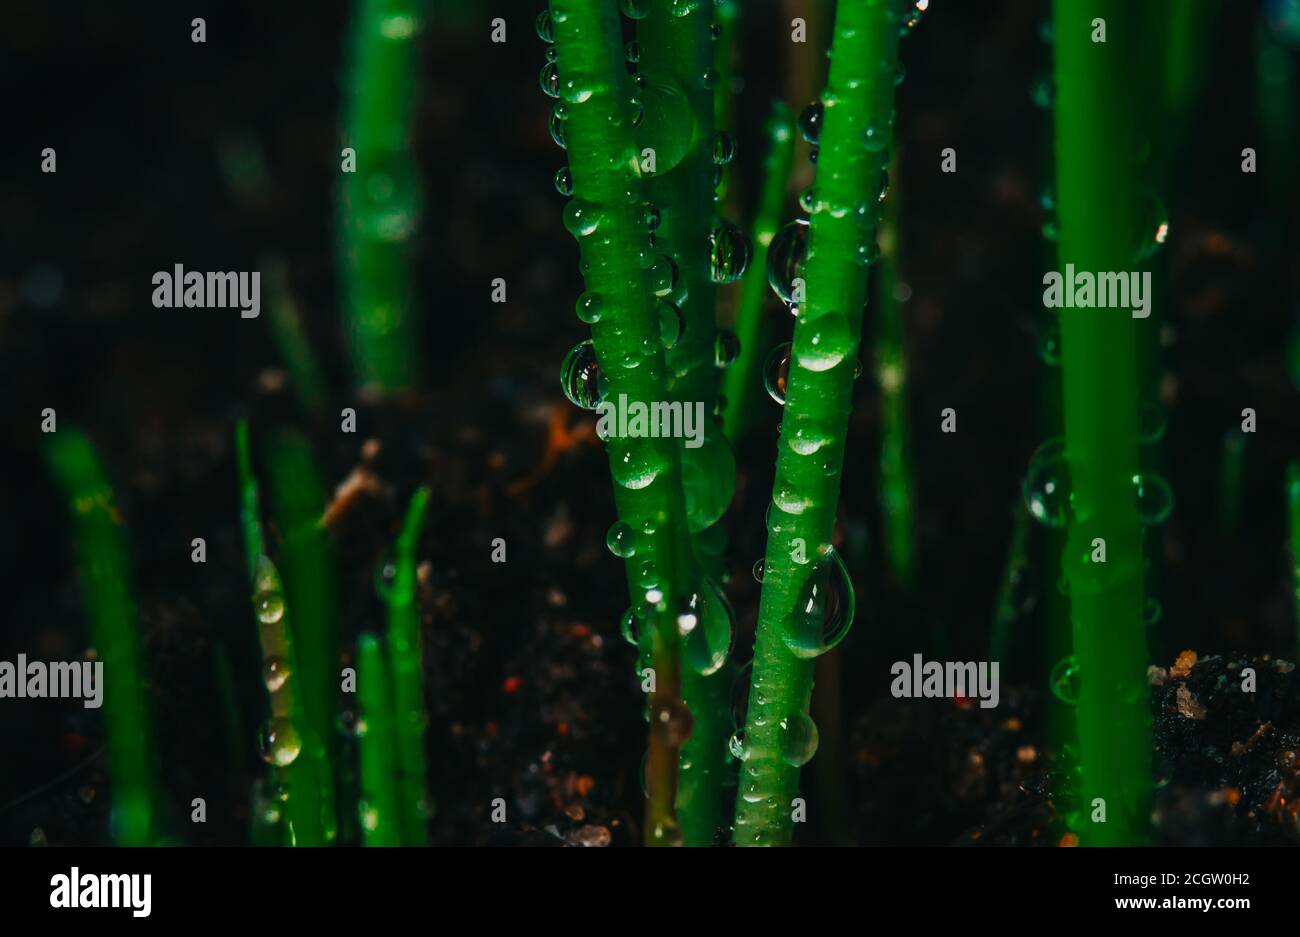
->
[[548, 0, 698, 846], [1053, 0, 1153, 845], [735, 0, 902, 847], [265, 431, 340, 842], [722, 100, 795, 443], [265, 258, 329, 417], [384, 486, 433, 844], [46, 429, 161, 845], [357, 633, 402, 846], [340, 0, 425, 395]]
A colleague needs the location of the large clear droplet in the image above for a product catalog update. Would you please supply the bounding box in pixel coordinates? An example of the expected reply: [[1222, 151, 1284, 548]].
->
[[1050, 656, 1081, 705], [709, 221, 752, 283], [780, 711, 819, 766], [781, 548, 855, 659], [262, 656, 291, 693], [680, 425, 736, 532], [1133, 473, 1174, 525], [560, 339, 608, 409], [606, 520, 637, 558], [764, 342, 791, 404], [766, 220, 809, 304], [259, 717, 302, 767], [677, 578, 735, 676], [797, 100, 823, 144], [796, 313, 851, 372]]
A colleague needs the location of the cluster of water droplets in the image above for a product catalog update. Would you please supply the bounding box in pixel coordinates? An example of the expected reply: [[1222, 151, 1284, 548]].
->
[[1022, 437, 1174, 530]]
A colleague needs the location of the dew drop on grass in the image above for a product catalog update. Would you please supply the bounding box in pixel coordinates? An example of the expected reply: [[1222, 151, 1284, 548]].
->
[[700, 67, 720, 90], [799, 186, 816, 214], [648, 253, 678, 297], [650, 697, 694, 747], [539, 61, 560, 98], [535, 10, 554, 42], [606, 520, 637, 558], [1023, 438, 1071, 528], [1050, 656, 1081, 705], [624, 39, 640, 63], [797, 313, 851, 371], [610, 445, 665, 490], [767, 220, 809, 303], [575, 290, 603, 324], [634, 81, 694, 172], [544, 46, 558, 63], [641, 202, 660, 232], [259, 717, 302, 767], [712, 130, 737, 166], [728, 730, 749, 761], [781, 548, 855, 659], [1138, 400, 1167, 444], [553, 166, 573, 196], [764, 342, 791, 404], [714, 330, 740, 367], [678, 579, 735, 676], [657, 300, 684, 349], [862, 121, 889, 151], [560, 339, 608, 410], [262, 656, 291, 692], [620, 0, 650, 19], [780, 712, 819, 766], [255, 587, 285, 625], [709, 220, 751, 283], [619, 607, 640, 646], [785, 413, 831, 455], [548, 102, 568, 149], [1133, 473, 1174, 525], [751, 558, 765, 583], [681, 426, 736, 532], [797, 100, 823, 144], [562, 199, 601, 237]]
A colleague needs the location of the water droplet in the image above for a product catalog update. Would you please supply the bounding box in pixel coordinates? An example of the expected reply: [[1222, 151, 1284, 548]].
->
[[728, 730, 749, 761], [610, 444, 666, 490], [657, 300, 684, 349], [540, 61, 560, 98], [780, 711, 819, 766], [575, 291, 603, 324], [767, 220, 809, 304], [642, 202, 661, 232], [712, 130, 737, 166], [798, 100, 823, 144], [535, 10, 554, 42], [620, 607, 641, 646], [797, 313, 851, 371], [751, 558, 765, 583], [255, 587, 285, 625], [624, 39, 640, 63], [701, 67, 720, 90], [678, 579, 735, 676], [862, 121, 889, 151], [620, 0, 650, 19], [648, 253, 678, 297], [781, 548, 855, 659], [259, 717, 302, 767], [785, 413, 831, 455], [562, 199, 601, 237], [560, 339, 608, 409], [263, 656, 291, 692], [1138, 401, 1166, 444], [1023, 438, 1071, 528], [548, 102, 568, 149], [1050, 656, 1081, 705], [553, 166, 573, 196], [561, 77, 594, 104], [544, 46, 559, 63], [1038, 323, 1061, 366], [764, 342, 791, 404], [1133, 473, 1174, 525], [709, 220, 751, 283], [714, 330, 740, 367], [799, 186, 816, 214], [606, 520, 637, 558]]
